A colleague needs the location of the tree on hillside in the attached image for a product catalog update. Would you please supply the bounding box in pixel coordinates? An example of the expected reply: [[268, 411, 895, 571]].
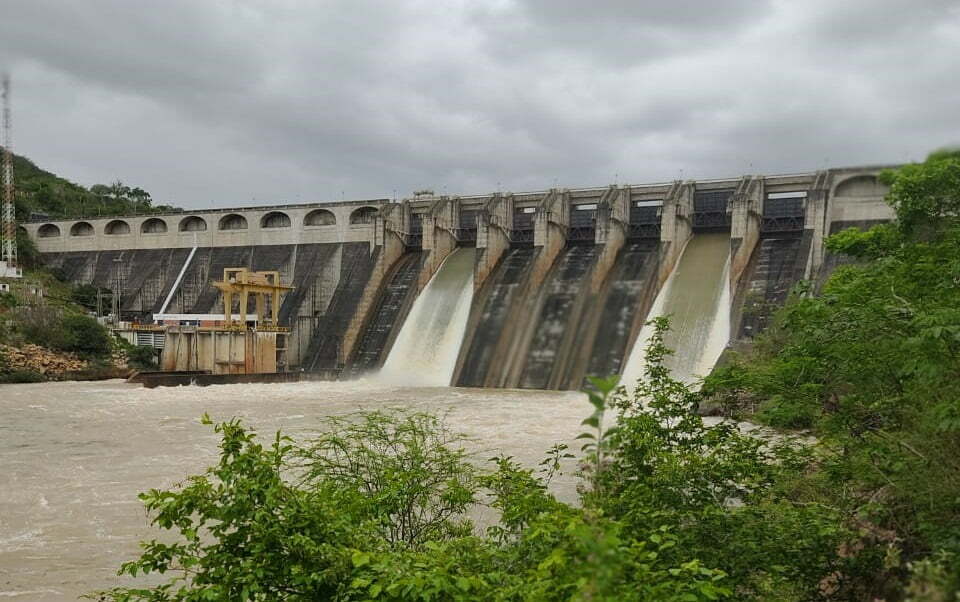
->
[[4, 148, 174, 219]]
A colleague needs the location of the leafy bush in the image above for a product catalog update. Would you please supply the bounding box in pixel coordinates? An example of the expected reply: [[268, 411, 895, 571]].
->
[[59, 314, 111, 357], [70, 284, 99, 312], [0, 369, 45, 383], [126, 345, 157, 371]]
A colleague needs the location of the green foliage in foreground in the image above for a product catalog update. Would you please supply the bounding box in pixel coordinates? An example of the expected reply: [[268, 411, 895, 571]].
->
[[706, 148, 960, 599], [94, 324, 856, 602]]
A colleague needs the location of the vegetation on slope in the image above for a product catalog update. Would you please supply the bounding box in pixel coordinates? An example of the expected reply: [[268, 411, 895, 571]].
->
[[4, 148, 176, 221], [705, 147, 960, 598], [0, 268, 157, 381]]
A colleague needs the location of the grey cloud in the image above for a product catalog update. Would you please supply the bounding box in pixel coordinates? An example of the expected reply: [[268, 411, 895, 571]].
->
[[0, 1, 957, 206]]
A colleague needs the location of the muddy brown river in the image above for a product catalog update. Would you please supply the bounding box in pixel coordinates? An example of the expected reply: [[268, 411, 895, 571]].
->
[[0, 378, 590, 600]]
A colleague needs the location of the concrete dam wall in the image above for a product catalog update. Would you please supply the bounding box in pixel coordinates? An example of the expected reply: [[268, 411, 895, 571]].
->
[[25, 166, 896, 388]]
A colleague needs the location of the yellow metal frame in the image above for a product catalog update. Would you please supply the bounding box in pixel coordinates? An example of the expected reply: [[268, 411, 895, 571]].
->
[[212, 268, 294, 329]]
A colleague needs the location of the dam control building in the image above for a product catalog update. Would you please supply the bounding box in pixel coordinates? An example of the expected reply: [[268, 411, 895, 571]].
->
[[22, 166, 894, 388]]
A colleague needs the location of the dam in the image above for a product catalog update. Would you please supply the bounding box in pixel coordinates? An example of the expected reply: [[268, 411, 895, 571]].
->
[[22, 167, 896, 389]]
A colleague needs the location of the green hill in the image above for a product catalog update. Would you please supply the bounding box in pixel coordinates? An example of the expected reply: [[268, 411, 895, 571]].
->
[[2, 148, 177, 221]]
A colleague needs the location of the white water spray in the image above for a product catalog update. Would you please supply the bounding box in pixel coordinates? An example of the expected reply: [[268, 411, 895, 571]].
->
[[621, 233, 732, 388], [379, 248, 475, 386]]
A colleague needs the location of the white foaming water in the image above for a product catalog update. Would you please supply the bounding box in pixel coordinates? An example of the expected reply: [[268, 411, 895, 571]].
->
[[621, 233, 732, 388], [379, 248, 475, 386]]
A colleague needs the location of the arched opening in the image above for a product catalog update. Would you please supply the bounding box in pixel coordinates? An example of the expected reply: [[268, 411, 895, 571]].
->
[[349, 206, 378, 225], [179, 216, 207, 232], [835, 174, 885, 197], [260, 211, 291, 229], [105, 219, 131, 235], [38, 223, 61, 238], [70, 221, 94, 237], [219, 213, 248, 231], [304, 208, 337, 226], [141, 217, 168, 234]]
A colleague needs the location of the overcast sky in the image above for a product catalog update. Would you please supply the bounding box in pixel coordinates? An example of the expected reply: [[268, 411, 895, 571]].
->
[[1, 1, 958, 208]]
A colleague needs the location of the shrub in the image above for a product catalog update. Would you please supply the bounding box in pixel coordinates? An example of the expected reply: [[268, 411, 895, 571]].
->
[[0, 369, 45, 383], [0, 291, 17, 310], [70, 284, 99, 312], [126, 345, 157, 371], [60, 314, 111, 357]]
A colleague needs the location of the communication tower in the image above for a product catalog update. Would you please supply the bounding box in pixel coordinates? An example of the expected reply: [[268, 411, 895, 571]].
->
[[1, 74, 16, 270]]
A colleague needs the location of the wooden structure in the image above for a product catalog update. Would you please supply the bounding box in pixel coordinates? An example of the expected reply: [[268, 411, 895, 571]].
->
[[212, 268, 293, 328]]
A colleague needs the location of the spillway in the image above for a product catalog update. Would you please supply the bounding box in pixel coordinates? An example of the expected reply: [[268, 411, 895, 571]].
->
[[348, 252, 424, 375], [518, 245, 599, 389], [379, 248, 476, 386], [456, 247, 538, 387], [735, 236, 808, 338], [622, 233, 731, 386], [583, 241, 659, 381]]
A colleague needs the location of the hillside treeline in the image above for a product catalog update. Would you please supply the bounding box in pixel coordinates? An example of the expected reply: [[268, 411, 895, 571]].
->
[[3, 149, 176, 221]]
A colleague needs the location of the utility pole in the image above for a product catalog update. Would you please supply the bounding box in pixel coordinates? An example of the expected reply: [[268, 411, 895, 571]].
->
[[1, 74, 16, 270]]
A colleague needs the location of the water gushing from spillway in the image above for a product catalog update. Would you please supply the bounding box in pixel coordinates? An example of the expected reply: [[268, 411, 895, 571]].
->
[[621, 232, 731, 387], [379, 248, 476, 386]]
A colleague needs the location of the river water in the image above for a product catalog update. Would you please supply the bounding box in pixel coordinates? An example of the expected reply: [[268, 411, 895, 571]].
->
[[0, 379, 587, 600]]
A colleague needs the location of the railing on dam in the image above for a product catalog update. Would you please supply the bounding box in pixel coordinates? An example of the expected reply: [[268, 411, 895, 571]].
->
[[568, 204, 597, 244], [692, 189, 733, 231], [760, 193, 806, 234], [510, 207, 535, 246], [628, 202, 663, 239]]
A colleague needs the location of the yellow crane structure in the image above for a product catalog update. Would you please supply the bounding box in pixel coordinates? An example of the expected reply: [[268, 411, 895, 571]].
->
[[212, 268, 294, 329]]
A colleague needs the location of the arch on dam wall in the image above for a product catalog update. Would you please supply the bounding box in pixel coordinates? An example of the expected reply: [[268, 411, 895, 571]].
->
[[219, 213, 248, 230], [828, 173, 893, 225], [179, 216, 207, 232], [141, 217, 168, 234], [70, 221, 94, 237], [38, 223, 61, 237], [833, 174, 885, 198], [350, 206, 378, 225], [105, 219, 131, 235], [304, 208, 336, 226], [260, 211, 291, 229]]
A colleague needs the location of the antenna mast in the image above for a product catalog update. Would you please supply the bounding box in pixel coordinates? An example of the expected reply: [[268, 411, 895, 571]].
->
[[1, 74, 15, 268]]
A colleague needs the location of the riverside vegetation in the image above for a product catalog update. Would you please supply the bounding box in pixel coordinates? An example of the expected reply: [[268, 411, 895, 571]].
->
[[89, 149, 958, 600], [0, 151, 168, 379], [0, 271, 157, 381]]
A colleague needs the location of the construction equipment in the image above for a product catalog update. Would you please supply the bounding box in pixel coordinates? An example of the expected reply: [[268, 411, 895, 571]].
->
[[212, 268, 294, 329]]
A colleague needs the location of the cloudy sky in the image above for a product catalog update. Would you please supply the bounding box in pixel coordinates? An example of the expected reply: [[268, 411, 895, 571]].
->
[[1, 1, 958, 208]]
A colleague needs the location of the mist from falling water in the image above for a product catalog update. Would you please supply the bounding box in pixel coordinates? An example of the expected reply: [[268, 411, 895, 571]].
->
[[379, 248, 476, 386], [621, 232, 732, 388]]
